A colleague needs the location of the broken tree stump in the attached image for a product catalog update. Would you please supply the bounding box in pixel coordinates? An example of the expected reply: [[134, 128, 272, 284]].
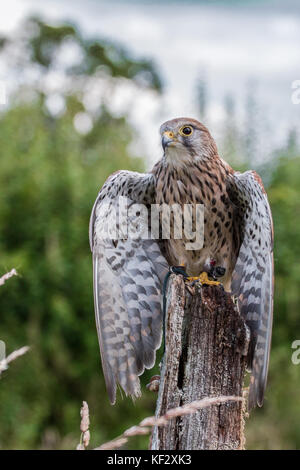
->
[[151, 274, 249, 450]]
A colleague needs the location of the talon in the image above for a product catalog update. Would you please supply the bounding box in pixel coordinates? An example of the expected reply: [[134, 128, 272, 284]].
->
[[170, 265, 188, 278], [208, 265, 226, 280], [187, 272, 221, 286], [146, 375, 160, 392]]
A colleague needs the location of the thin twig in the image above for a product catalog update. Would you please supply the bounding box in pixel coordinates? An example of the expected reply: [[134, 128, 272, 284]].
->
[[94, 395, 243, 450], [0, 269, 18, 286], [0, 346, 30, 374]]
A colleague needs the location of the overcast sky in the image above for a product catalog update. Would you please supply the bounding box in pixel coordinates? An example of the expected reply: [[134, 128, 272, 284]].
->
[[1, 0, 300, 166]]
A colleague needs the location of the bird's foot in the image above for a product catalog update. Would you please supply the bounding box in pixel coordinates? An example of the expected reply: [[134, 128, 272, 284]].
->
[[146, 375, 160, 392], [186, 271, 221, 286], [208, 265, 226, 280], [169, 265, 189, 278], [168, 264, 225, 288]]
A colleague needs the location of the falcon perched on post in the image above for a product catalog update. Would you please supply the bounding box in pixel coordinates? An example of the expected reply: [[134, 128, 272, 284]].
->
[[89, 117, 274, 410]]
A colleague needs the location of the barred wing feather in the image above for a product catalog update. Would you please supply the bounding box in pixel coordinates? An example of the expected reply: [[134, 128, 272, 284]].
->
[[89, 171, 168, 404], [228, 170, 274, 410]]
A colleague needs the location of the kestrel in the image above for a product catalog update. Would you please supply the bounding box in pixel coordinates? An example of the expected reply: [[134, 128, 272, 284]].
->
[[89, 117, 274, 410]]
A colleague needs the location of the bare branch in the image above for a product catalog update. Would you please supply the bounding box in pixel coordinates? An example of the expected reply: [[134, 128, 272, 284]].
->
[[0, 269, 18, 286], [95, 437, 128, 451], [94, 395, 243, 450], [0, 346, 30, 374]]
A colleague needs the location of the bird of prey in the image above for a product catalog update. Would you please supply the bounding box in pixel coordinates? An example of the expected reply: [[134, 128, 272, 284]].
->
[[89, 117, 274, 410]]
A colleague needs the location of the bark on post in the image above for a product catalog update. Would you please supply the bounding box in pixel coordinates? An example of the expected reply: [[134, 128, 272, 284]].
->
[[151, 274, 249, 450]]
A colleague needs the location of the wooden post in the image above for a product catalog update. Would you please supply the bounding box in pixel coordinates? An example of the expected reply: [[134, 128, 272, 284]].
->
[[151, 274, 249, 450]]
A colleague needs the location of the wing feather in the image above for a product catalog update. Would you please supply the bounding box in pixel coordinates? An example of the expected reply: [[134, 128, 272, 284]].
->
[[228, 170, 274, 409], [90, 171, 168, 404]]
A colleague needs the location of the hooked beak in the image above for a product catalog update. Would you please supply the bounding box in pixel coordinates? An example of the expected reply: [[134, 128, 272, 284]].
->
[[162, 130, 176, 151]]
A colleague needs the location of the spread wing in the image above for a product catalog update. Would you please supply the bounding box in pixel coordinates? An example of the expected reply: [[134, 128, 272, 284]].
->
[[227, 170, 274, 410], [89, 170, 168, 404]]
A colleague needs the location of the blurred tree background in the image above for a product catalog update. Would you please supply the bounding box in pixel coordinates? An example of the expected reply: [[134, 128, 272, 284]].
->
[[0, 17, 299, 450]]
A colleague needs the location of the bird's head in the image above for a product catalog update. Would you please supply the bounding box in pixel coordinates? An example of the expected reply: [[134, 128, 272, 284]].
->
[[160, 117, 218, 165]]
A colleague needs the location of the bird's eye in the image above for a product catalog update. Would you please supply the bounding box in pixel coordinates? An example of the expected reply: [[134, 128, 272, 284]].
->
[[179, 126, 193, 137]]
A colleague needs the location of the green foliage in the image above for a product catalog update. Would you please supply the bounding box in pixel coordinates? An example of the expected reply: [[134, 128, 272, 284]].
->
[[0, 17, 159, 450], [29, 18, 77, 68], [0, 93, 157, 449], [245, 152, 300, 449], [26, 17, 162, 91]]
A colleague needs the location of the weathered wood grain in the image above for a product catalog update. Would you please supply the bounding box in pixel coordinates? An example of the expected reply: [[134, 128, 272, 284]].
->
[[151, 274, 249, 450]]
